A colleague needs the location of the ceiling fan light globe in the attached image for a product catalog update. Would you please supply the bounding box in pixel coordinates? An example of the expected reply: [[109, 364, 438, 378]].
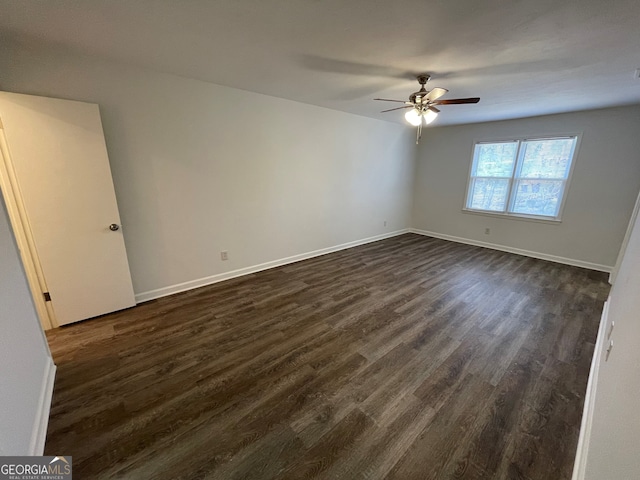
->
[[424, 109, 438, 124], [405, 109, 422, 126]]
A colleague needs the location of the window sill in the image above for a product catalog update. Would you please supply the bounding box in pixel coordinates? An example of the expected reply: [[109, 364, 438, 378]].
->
[[461, 208, 562, 225]]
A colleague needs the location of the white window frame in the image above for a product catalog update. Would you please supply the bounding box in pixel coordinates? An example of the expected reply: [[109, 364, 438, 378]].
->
[[463, 134, 581, 222]]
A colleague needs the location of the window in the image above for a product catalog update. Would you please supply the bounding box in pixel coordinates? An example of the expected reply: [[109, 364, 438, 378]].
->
[[465, 136, 578, 220]]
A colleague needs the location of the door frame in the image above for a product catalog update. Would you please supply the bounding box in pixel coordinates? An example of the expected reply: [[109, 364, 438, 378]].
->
[[0, 118, 57, 330], [610, 188, 640, 285]]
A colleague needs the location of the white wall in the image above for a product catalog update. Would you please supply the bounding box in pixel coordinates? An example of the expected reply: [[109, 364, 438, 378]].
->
[[0, 191, 54, 454], [413, 106, 640, 269], [579, 191, 640, 479], [0, 39, 415, 298]]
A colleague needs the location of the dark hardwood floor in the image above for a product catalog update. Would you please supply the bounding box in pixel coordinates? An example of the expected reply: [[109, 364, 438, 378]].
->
[[44, 233, 610, 479]]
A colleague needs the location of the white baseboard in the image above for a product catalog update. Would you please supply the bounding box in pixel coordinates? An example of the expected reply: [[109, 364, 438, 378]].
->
[[135, 227, 611, 303], [135, 229, 410, 303], [571, 299, 609, 480], [29, 356, 56, 455], [410, 228, 612, 273]]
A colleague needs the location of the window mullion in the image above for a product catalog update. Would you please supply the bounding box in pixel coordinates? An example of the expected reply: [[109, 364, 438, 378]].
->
[[505, 141, 523, 213]]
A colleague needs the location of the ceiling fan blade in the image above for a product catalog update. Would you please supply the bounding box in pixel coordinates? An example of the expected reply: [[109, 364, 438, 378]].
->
[[425, 87, 448, 102], [374, 98, 407, 103], [381, 106, 413, 113], [428, 106, 440, 113], [433, 97, 481, 105]]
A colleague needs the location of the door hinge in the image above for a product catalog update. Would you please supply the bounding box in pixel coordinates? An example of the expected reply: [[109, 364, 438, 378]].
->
[[43, 292, 51, 302]]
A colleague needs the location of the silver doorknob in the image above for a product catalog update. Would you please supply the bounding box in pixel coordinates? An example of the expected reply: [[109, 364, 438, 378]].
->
[[109, 224, 120, 231]]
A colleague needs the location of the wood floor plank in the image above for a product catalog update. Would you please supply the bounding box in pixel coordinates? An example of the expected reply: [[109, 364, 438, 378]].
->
[[44, 233, 609, 479], [279, 408, 375, 480], [385, 373, 496, 480], [318, 396, 436, 480]]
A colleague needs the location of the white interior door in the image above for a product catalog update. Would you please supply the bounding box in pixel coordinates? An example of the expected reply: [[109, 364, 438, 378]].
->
[[0, 91, 135, 326]]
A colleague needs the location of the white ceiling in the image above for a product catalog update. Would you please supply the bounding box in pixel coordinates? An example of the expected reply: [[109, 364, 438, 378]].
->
[[1, 0, 640, 126]]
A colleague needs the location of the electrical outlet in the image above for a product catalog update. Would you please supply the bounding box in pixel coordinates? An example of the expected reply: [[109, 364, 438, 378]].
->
[[634, 68, 640, 80], [220, 251, 228, 261], [484, 228, 490, 235], [384, 220, 387, 227]]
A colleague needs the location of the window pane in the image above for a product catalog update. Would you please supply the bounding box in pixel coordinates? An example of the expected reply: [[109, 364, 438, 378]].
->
[[474, 142, 518, 177], [510, 180, 563, 217], [468, 178, 510, 211], [519, 138, 575, 179]]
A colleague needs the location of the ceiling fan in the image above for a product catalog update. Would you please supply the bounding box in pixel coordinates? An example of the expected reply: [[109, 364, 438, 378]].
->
[[375, 74, 480, 143]]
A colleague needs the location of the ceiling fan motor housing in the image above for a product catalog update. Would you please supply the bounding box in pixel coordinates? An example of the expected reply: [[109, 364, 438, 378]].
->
[[416, 74, 431, 86], [410, 74, 431, 103]]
